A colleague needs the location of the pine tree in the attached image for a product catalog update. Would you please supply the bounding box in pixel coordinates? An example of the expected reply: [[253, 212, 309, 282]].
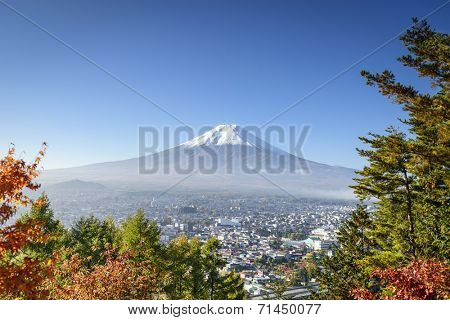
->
[[165, 235, 192, 299], [164, 235, 245, 300], [358, 19, 449, 261], [318, 205, 373, 299], [354, 130, 418, 264], [188, 237, 207, 299], [320, 19, 449, 299], [19, 194, 66, 260], [119, 209, 161, 262], [201, 237, 225, 299], [67, 216, 118, 269], [215, 272, 245, 300]]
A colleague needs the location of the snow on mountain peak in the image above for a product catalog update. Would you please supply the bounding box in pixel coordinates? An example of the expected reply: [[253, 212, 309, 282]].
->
[[181, 124, 253, 147]]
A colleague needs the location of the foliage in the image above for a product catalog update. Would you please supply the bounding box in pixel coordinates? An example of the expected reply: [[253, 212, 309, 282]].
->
[[319, 19, 449, 299], [119, 209, 161, 262], [65, 216, 118, 269], [161, 236, 245, 300], [201, 237, 225, 299], [264, 278, 289, 300], [318, 205, 374, 299], [164, 235, 244, 299], [19, 194, 66, 260], [351, 259, 449, 300], [357, 19, 449, 261], [0, 144, 51, 299], [49, 250, 163, 299]]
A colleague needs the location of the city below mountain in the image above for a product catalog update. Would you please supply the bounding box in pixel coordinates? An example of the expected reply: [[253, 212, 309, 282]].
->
[[40, 124, 356, 199]]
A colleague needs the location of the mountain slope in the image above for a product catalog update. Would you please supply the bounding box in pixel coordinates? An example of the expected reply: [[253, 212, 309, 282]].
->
[[40, 125, 356, 198]]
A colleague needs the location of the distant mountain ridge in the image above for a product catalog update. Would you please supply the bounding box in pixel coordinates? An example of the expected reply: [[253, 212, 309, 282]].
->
[[43, 179, 109, 194]]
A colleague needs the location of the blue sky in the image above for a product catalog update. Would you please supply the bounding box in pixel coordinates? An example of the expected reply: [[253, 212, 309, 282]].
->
[[0, 0, 448, 169]]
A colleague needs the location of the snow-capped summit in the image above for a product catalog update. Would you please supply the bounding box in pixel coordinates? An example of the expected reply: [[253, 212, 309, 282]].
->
[[181, 124, 254, 147]]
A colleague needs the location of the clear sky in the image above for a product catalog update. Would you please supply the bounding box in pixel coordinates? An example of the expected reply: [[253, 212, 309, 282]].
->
[[0, 0, 448, 169]]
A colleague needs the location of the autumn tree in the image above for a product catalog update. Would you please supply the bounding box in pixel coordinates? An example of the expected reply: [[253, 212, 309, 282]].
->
[[0, 144, 51, 299], [50, 250, 164, 300], [352, 260, 449, 300]]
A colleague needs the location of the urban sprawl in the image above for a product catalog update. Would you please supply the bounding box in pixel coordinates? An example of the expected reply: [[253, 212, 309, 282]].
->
[[47, 192, 357, 298]]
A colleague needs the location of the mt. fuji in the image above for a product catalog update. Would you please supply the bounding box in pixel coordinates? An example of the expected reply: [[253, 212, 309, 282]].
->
[[40, 125, 356, 199], [181, 124, 252, 147]]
